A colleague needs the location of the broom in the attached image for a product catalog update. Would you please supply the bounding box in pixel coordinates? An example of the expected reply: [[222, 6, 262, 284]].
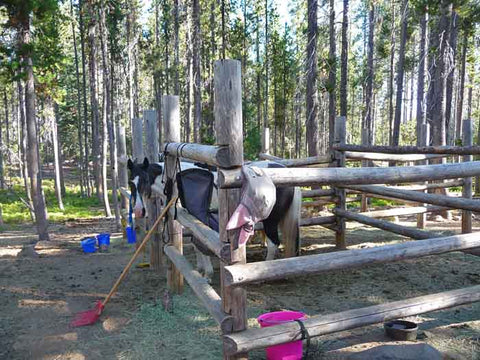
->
[[71, 196, 178, 327]]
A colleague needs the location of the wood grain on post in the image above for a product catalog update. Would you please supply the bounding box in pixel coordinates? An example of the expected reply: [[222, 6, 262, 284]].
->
[[214, 59, 247, 360], [462, 119, 473, 233], [301, 188, 335, 198], [223, 232, 480, 286], [258, 154, 333, 167], [163, 96, 184, 293], [218, 161, 480, 189], [360, 128, 369, 212], [144, 109, 163, 273], [223, 285, 480, 355], [334, 116, 347, 249]]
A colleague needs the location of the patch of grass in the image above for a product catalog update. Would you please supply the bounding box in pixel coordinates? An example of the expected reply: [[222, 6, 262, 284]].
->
[[0, 177, 108, 224], [117, 288, 223, 360]]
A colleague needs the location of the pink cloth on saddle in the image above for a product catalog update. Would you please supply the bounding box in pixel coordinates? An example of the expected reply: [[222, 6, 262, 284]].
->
[[226, 166, 276, 246]]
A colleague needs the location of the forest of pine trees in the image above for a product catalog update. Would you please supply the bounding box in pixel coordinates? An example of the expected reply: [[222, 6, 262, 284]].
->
[[1, 0, 480, 240]]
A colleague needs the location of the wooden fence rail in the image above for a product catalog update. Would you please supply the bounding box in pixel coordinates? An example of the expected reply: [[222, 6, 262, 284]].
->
[[218, 161, 480, 188], [223, 232, 480, 287]]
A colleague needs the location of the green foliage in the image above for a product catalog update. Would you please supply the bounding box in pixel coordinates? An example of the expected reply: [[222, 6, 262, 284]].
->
[[0, 177, 104, 224]]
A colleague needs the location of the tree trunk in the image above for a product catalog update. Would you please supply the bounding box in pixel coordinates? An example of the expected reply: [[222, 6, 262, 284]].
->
[[416, 10, 428, 144], [445, 11, 458, 145], [87, 0, 102, 200], [391, 0, 408, 146], [71, 0, 85, 197], [340, 0, 349, 117], [192, 0, 201, 142], [99, 5, 112, 218], [455, 31, 467, 142], [306, 0, 319, 156], [79, 0, 91, 196], [364, 2, 375, 146], [18, 78, 34, 221], [0, 95, 3, 189], [52, 102, 64, 211], [328, 0, 336, 150], [388, 2, 396, 143], [173, 0, 180, 95], [21, 18, 49, 241], [264, 0, 269, 130], [427, 0, 452, 147]]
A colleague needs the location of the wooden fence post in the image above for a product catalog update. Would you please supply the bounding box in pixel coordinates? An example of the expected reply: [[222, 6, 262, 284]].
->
[[334, 117, 347, 249], [144, 109, 163, 273], [132, 117, 144, 162], [462, 119, 473, 233], [262, 127, 270, 154], [117, 124, 128, 210], [163, 96, 184, 293], [417, 123, 430, 229], [132, 117, 146, 247], [215, 59, 246, 359], [360, 128, 369, 212]]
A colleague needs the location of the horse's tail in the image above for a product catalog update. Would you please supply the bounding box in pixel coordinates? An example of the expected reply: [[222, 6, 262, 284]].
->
[[279, 186, 301, 257]]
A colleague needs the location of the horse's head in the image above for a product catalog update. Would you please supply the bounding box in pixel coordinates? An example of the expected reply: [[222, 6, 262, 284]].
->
[[127, 157, 163, 219]]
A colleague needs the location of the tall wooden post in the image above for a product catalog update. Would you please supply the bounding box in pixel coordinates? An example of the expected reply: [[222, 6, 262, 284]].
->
[[417, 123, 429, 229], [164, 96, 184, 293], [144, 109, 163, 272], [215, 60, 246, 359], [117, 124, 128, 209], [462, 119, 473, 233], [334, 116, 347, 249], [132, 117, 146, 247], [360, 128, 369, 212], [262, 127, 270, 154], [132, 117, 144, 162]]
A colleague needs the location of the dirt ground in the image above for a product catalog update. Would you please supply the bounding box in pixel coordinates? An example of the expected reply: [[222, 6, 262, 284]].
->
[[0, 213, 479, 359]]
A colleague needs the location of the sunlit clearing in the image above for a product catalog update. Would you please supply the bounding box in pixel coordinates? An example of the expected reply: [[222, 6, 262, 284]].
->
[[42, 352, 85, 360]]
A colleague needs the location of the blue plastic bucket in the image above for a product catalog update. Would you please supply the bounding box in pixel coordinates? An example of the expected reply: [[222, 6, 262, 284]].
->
[[81, 238, 97, 253], [97, 233, 110, 247], [126, 226, 136, 244]]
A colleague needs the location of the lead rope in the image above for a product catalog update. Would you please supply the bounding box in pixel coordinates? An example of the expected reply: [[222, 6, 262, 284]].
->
[[294, 319, 311, 359]]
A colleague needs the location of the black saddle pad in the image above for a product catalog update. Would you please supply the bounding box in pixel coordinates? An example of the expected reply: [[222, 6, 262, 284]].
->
[[176, 168, 219, 232]]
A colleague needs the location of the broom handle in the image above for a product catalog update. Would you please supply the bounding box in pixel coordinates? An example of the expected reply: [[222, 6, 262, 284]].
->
[[102, 196, 178, 307]]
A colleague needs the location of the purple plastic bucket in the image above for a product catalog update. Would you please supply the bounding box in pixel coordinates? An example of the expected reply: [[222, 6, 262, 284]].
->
[[126, 226, 136, 244], [257, 311, 306, 360]]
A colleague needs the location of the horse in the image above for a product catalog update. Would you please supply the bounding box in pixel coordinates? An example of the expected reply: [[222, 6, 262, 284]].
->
[[127, 157, 301, 281]]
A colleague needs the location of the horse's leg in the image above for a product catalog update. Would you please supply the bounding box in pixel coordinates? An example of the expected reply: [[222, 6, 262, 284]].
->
[[259, 230, 268, 248], [263, 221, 280, 261], [202, 255, 214, 283], [278, 186, 302, 257], [193, 243, 205, 274]]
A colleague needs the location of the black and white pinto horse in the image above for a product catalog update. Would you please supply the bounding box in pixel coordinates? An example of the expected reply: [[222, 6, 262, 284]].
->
[[127, 157, 301, 281]]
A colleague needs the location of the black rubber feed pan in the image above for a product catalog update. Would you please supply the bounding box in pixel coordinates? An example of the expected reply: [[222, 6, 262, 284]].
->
[[384, 320, 418, 341]]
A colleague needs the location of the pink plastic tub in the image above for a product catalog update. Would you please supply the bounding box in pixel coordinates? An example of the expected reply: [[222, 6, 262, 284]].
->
[[257, 311, 306, 360]]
